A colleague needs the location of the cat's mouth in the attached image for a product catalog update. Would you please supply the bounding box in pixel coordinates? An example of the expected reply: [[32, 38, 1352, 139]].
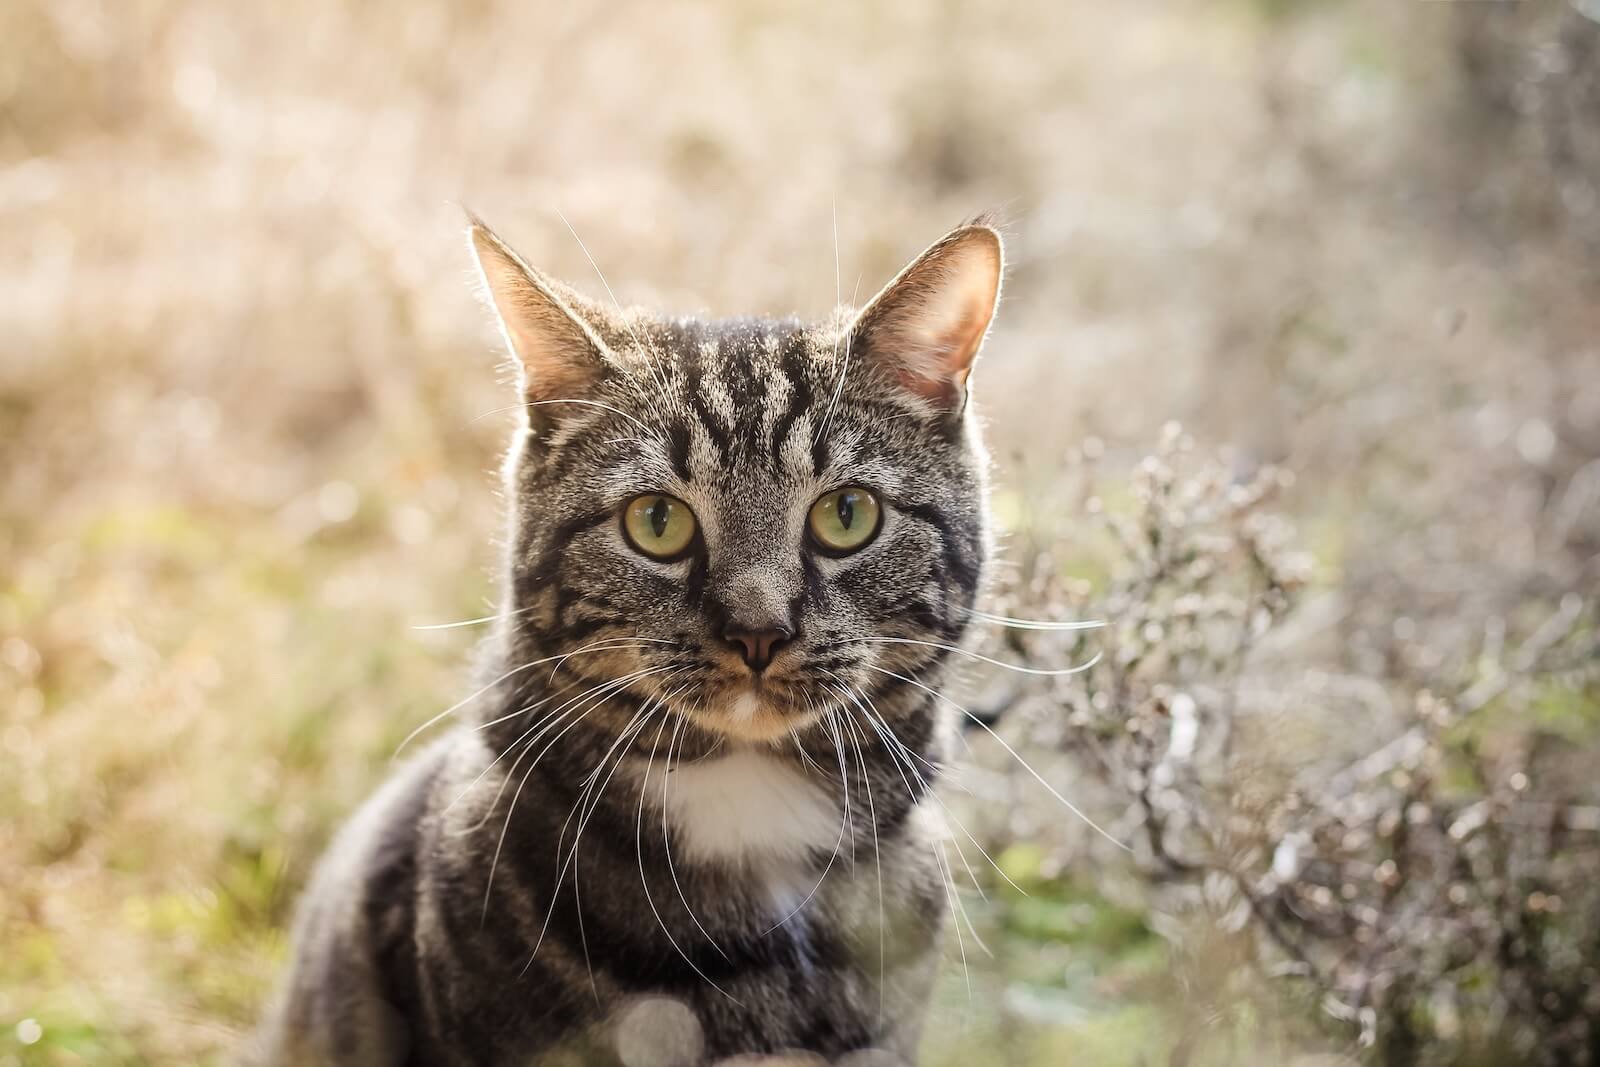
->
[[681, 678, 822, 744]]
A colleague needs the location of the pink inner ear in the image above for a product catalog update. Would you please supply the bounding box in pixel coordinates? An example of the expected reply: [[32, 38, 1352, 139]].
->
[[503, 314, 599, 403], [890, 292, 993, 407], [896, 275, 992, 404], [851, 225, 1002, 412], [472, 224, 610, 408]]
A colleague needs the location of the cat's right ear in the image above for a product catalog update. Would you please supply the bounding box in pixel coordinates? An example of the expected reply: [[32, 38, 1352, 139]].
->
[[467, 215, 611, 414], [844, 219, 1003, 417]]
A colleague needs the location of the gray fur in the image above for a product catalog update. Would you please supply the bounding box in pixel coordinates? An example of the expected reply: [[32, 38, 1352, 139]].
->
[[247, 218, 1003, 1066]]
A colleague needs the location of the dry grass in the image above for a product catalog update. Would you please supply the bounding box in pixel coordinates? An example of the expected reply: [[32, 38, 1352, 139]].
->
[[2, 1, 1597, 1063]]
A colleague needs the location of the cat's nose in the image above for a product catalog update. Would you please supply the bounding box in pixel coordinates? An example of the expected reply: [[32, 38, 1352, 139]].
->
[[722, 625, 793, 671]]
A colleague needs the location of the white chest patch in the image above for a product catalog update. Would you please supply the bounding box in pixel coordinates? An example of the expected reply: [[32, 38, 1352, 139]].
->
[[654, 748, 841, 866]]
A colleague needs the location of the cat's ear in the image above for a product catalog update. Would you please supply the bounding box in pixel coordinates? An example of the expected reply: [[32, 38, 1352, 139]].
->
[[467, 214, 611, 409], [846, 221, 1003, 414]]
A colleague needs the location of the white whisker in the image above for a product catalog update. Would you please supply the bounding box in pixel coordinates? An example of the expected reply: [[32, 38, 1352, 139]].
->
[[818, 198, 854, 441], [961, 608, 1106, 632], [829, 677, 1026, 898], [393, 638, 673, 757], [933, 842, 975, 1004], [837, 703, 887, 1021], [634, 711, 743, 1003], [553, 208, 677, 404], [410, 612, 498, 631], [765, 707, 853, 935], [863, 663, 1130, 853], [479, 667, 679, 922], [525, 693, 669, 978], [445, 663, 674, 823], [860, 635, 1103, 678], [661, 713, 729, 960]]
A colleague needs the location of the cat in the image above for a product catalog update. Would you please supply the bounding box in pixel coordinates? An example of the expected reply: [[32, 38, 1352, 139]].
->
[[247, 213, 1004, 1066]]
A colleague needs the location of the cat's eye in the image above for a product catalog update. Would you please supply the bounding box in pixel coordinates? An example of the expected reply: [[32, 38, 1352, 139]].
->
[[808, 487, 882, 555], [622, 494, 698, 560]]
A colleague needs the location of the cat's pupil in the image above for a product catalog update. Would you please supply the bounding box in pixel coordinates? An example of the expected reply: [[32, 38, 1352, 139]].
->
[[649, 498, 669, 538], [837, 493, 855, 529]]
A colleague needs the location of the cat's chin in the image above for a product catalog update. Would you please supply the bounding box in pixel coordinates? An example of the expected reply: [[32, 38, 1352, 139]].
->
[[685, 684, 820, 744]]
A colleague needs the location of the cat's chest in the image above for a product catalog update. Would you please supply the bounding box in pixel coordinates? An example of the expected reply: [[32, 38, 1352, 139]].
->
[[656, 748, 841, 867]]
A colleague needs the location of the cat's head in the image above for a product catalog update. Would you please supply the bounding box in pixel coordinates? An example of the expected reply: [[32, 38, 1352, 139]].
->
[[470, 216, 1001, 747]]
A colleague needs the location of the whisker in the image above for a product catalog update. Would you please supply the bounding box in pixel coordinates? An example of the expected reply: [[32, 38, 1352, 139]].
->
[[456, 664, 673, 831], [393, 638, 672, 757], [546, 637, 680, 685], [822, 678, 913, 790], [661, 713, 730, 960], [836, 702, 887, 1021], [572, 847, 598, 1005], [410, 612, 498, 631], [526, 693, 671, 977], [829, 678, 1025, 898], [765, 707, 853, 935], [634, 711, 743, 1004], [936, 833, 991, 956], [467, 643, 680, 739], [409, 604, 547, 631], [818, 198, 854, 442], [553, 208, 676, 403], [479, 667, 678, 922], [933, 841, 975, 1004], [859, 636, 1104, 678], [787, 689, 829, 777], [960, 608, 1106, 632], [862, 663, 1131, 853], [393, 660, 544, 759], [470, 397, 654, 434]]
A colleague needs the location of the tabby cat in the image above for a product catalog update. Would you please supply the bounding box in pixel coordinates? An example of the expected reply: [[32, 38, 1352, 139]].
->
[[248, 214, 1005, 1066]]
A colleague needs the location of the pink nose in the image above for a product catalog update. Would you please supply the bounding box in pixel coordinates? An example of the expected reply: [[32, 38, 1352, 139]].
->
[[723, 626, 792, 671]]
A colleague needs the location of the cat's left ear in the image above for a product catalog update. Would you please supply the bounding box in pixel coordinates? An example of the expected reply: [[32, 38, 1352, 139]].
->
[[466, 213, 613, 415], [846, 220, 1003, 414]]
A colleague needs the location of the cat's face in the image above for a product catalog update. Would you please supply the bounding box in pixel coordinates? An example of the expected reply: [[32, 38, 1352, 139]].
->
[[472, 219, 1001, 746]]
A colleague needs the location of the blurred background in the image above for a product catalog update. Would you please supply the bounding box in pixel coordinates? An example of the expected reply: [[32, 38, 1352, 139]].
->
[[3, 1, 1599, 1064]]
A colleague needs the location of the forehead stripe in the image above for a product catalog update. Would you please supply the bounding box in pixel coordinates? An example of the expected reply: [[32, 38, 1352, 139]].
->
[[682, 357, 734, 462], [770, 345, 814, 468]]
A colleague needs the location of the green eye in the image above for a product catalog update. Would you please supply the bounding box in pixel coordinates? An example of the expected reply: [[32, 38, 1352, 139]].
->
[[808, 487, 882, 555], [622, 494, 698, 560]]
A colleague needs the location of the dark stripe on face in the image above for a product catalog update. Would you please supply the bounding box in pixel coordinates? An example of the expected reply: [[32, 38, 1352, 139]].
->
[[722, 328, 769, 415], [517, 506, 617, 601], [891, 498, 981, 600], [666, 422, 692, 482], [770, 344, 814, 468], [554, 583, 622, 621], [902, 596, 946, 636], [799, 554, 826, 612], [810, 425, 830, 477], [682, 357, 733, 462], [684, 553, 710, 612]]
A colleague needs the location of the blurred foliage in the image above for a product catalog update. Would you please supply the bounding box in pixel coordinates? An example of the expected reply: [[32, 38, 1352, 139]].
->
[[978, 431, 1600, 1064], [3, 0, 1599, 1064]]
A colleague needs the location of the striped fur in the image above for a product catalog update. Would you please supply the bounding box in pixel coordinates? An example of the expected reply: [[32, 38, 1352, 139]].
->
[[249, 218, 1003, 1066]]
